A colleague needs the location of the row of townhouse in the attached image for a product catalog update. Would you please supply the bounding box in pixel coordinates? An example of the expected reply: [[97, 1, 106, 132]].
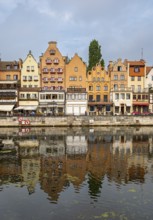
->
[[0, 41, 153, 116]]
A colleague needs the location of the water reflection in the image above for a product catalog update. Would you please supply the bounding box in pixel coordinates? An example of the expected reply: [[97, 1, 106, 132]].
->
[[0, 127, 153, 219]]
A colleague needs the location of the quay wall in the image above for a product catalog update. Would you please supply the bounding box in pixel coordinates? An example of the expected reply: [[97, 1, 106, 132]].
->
[[0, 115, 153, 127]]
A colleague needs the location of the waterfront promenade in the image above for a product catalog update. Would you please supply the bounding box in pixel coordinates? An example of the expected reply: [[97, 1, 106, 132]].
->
[[0, 115, 153, 127]]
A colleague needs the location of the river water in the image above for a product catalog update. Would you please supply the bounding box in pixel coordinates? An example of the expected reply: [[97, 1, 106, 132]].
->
[[0, 126, 153, 220]]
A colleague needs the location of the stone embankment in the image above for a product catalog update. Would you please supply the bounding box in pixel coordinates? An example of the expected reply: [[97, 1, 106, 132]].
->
[[0, 115, 153, 127]]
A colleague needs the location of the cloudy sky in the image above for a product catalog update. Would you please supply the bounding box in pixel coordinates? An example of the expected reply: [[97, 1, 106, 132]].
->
[[0, 0, 153, 66]]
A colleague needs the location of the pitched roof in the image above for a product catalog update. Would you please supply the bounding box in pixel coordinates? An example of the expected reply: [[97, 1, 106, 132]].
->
[[125, 59, 145, 66], [146, 66, 153, 75], [0, 61, 20, 71]]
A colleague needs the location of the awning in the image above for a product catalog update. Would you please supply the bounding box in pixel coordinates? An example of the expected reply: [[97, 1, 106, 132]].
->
[[133, 102, 149, 106], [14, 106, 38, 111], [0, 105, 14, 112]]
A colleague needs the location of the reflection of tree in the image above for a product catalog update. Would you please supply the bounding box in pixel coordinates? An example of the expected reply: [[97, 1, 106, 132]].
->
[[88, 172, 103, 199]]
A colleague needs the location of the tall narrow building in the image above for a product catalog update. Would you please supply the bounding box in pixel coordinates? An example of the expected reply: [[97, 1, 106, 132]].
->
[[65, 53, 87, 115], [15, 50, 40, 114], [39, 41, 66, 115]]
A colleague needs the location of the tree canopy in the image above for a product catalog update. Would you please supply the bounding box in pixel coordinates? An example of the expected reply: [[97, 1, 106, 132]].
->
[[87, 39, 105, 71]]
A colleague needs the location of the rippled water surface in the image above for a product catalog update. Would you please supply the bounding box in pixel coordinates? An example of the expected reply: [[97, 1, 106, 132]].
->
[[0, 126, 153, 220]]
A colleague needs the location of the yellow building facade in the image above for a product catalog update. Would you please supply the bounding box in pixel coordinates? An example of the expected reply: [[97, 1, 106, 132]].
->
[[17, 51, 40, 113], [87, 64, 112, 115], [65, 53, 86, 89]]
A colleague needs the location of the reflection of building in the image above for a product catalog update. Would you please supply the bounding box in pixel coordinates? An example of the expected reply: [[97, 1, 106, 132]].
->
[[66, 135, 87, 155], [17, 140, 39, 157], [40, 156, 67, 202], [21, 158, 40, 194], [39, 135, 65, 157], [111, 134, 132, 154]]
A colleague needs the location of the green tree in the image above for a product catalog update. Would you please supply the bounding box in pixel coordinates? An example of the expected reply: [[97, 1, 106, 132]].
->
[[87, 39, 105, 71]]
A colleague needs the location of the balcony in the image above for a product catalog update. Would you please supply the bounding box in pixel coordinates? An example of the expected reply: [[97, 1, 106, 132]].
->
[[57, 68, 63, 74], [67, 88, 86, 93], [57, 78, 63, 83], [54, 59, 59, 64], [46, 59, 52, 64], [50, 78, 55, 82], [50, 68, 56, 74], [111, 87, 132, 92], [43, 68, 48, 73]]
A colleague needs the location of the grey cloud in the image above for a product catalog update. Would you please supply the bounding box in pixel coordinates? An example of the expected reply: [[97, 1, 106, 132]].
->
[[0, 0, 153, 66]]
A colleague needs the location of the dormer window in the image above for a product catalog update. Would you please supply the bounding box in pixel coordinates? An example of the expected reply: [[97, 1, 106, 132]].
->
[[134, 66, 140, 72], [6, 65, 10, 70], [50, 49, 56, 55], [14, 65, 18, 70]]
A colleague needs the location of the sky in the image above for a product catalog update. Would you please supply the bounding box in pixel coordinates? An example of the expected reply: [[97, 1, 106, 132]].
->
[[0, 0, 153, 66]]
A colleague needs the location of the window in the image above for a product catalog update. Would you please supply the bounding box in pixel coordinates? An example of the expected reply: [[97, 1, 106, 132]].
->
[[46, 58, 52, 64], [74, 67, 78, 72], [50, 49, 56, 55], [69, 76, 77, 81], [6, 65, 10, 70], [13, 75, 18, 80], [59, 94, 64, 99], [104, 85, 108, 91], [138, 94, 141, 99], [120, 75, 125, 80], [34, 76, 38, 81], [28, 76, 32, 81], [121, 93, 125, 99], [43, 68, 48, 72], [131, 76, 135, 81], [120, 84, 125, 89], [138, 85, 141, 92], [31, 66, 34, 71], [96, 85, 101, 91], [114, 75, 118, 80], [114, 84, 118, 90], [89, 95, 93, 101], [115, 93, 119, 100], [138, 76, 141, 81], [101, 77, 104, 81], [79, 76, 82, 81], [23, 76, 27, 81], [131, 85, 135, 91], [14, 65, 18, 70], [126, 93, 130, 100], [20, 94, 25, 98], [6, 75, 10, 80], [54, 58, 59, 64], [134, 66, 140, 72], [97, 77, 100, 81], [27, 94, 31, 99], [96, 95, 100, 102], [118, 66, 122, 71], [133, 95, 136, 100], [27, 66, 30, 71], [104, 95, 108, 102], [89, 86, 93, 91]]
